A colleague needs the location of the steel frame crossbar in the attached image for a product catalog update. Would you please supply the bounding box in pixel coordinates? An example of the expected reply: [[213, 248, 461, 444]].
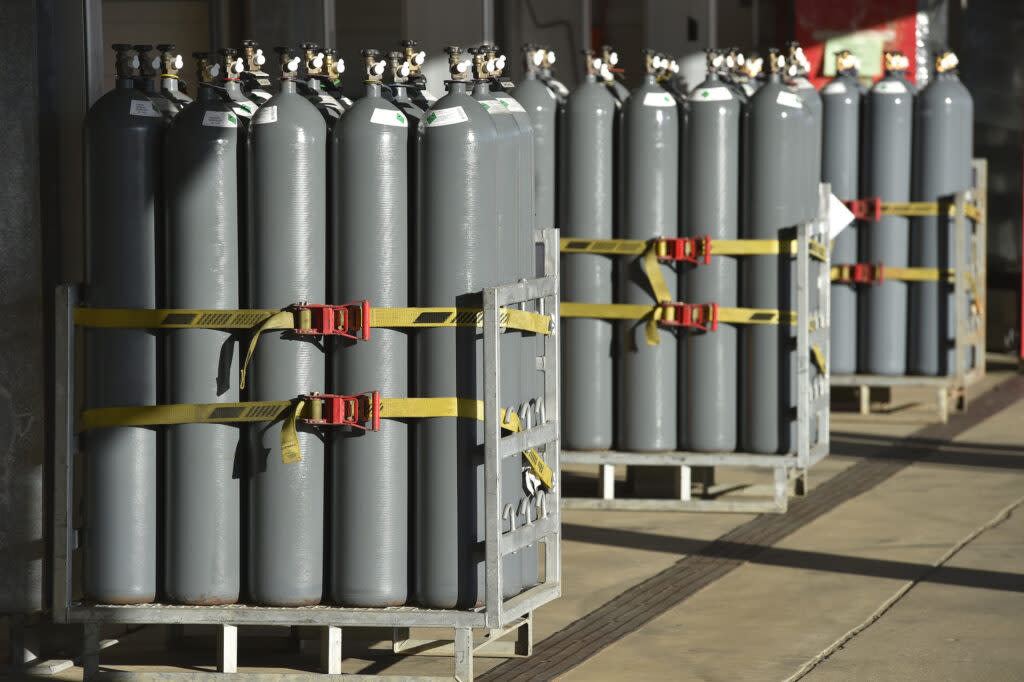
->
[[51, 230, 563, 680], [561, 185, 833, 513], [831, 159, 988, 423]]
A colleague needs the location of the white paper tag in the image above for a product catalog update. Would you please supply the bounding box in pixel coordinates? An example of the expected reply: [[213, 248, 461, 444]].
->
[[341, 96, 354, 107], [497, 97, 526, 113], [319, 94, 344, 110], [202, 110, 238, 128], [776, 90, 803, 108], [828, 192, 856, 240], [822, 81, 847, 94], [876, 80, 907, 94], [425, 106, 468, 127], [643, 91, 676, 107], [129, 99, 161, 117], [423, 90, 438, 102], [478, 99, 510, 114], [370, 107, 407, 127], [252, 105, 277, 124], [691, 86, 732, 102], [231, 103, 253, 118]]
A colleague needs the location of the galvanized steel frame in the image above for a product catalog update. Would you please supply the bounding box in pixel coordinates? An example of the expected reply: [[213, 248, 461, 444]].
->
[[830, 158, 988, 423], [50, 229, 563, 680], [561, 185, 833, 513]]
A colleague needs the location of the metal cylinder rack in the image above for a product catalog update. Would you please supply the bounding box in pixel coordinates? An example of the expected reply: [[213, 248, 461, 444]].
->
[[52, 229, 562, 680]]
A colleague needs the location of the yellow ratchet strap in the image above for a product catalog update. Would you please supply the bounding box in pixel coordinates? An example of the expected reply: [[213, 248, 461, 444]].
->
[[79, 396, 554, 487], [560, 237, 828, 262], [560, 302, 795, 345], [881, 201, 983, 222], [811, 345, 827, 375], [74, 305, 552, 389]]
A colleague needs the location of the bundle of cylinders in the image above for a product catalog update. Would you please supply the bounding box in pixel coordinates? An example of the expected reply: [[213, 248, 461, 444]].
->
[[557, 44, 817, 458], [82, 41, 539, 608], [820, 49, 974, 376]]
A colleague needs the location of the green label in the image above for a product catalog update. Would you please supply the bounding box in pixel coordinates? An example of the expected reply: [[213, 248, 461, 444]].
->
[[427, 112, 437, 124], [397, 113, 405, 123]]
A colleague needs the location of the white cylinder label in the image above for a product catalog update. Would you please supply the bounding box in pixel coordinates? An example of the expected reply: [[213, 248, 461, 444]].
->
[[479, 99, 510, 114], [129, 99, 161, 117], [776, 90, 803, 108], [822, 81, 847, 94], [691, 87, 732, 102], [498, 98, 526, 113], [202, 110, 238, 128], [425, 106, 468, 127], [371, 108, 407, 127], [876, 80, 907, 94], [643, 91, 676, 107]]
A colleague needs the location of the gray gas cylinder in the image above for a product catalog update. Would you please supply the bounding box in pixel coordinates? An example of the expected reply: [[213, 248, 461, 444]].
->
[[157, 45, 192, 110], [329, 81, 408, 606], [512, 70, 557, 231], [861, 56, 915, 375], [246, 53, 327, 606], [300, 44, 344, 128], [82, 45, 163, 604], [135, 44, 180, 120], [163, 84, 241, 605], [390, 78, 424, 283], [739, 52, 803, 454], [240, 40, 274, 104], [471, 72, 523, 600], [821, 66, 862, 375], [681, 68, 741, 452], [618, 69, 678, 452], [413, 57, 498, 608], [216, 49, 257, 123], [561, 65, 617, 451], [787, 44, 821, 224], [909, 52, 973, 376]]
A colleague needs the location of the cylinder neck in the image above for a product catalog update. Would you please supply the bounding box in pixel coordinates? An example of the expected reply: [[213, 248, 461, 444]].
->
[[224, 80, 243, 96], [197, 83, 218, 102], [471, 81, 491, 97], [584, 73, 597, 83], [643, 73, 656, 86], [706, 72, 721, 83], [392, 83, 411, 101], [766, 72, 781, 84], [364, 81, 382, 98], [116, 77, 136, 89], [280, 79, 297, 95], [161, 77, 180, 92], [306, 78, 323, 93], [446, 80, 468, 95], [524, 70, 538, 80]]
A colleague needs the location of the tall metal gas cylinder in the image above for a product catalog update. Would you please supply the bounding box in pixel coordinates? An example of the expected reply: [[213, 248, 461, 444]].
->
[[163, 81, 241, 605], [681, 51, 741, 452], [512, 45, 558, 231], [909, 50, 974, 376], [413, 46, 498, 609], [329, 68, 408, 607], [787, 43, 821, 225], [82, 44, 164, 604], [246, 47, 327, 606], [861, 51, 915, 375], [323, 49, 354, 109], [386, 51, 424, 266], [739, 48, 803, 454], [134, 44, 179, 120], [299, 43, 344, 127], [821, 50, 863, 375], [469, 46, 524, 600], [157, 44, 192, 109], [618, 51, 678, 452], [600, 45, 631, 104], [214, 49, 257, 122], [537, 46, 569, 105], [401, 40, 435, 109], [561, 52, 616, 452], [239, 39, 274, 104]]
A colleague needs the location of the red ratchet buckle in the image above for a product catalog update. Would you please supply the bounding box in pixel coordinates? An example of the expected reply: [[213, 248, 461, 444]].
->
[[655, 236, 711, 265], [659, 302, 719, 332], [843, 197, 882, 222], [835, 263, 884, 285], [292, 301, 371, 341], [301, 391, 381, 431]]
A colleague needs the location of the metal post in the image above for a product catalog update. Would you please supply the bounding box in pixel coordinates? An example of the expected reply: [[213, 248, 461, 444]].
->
[[482, 0, 494, 43], [83, 0, 104, 106], [322, 0, 336, 49], [321, 626, 341, 675], [954, 191, 967, 390], [600, 464, 615, 499], [454, 627, 473, 681], [515, 612, 533, 656], [482, 286, 503, 628], [53, 285, 75, 623], [217, 625, 238, 674], [82, 623, 100, 680], [676, 466, 692, 501]]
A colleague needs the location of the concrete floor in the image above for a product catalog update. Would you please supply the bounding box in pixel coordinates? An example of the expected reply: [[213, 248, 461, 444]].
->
[[4, 361, 1023, 680]]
